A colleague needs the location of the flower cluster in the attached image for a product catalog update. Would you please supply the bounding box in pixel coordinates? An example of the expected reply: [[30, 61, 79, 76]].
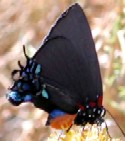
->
[[48, 123, 120, 141]]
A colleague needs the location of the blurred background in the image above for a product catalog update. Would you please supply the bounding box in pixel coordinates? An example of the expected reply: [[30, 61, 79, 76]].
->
[[0, 0, 125, 141]]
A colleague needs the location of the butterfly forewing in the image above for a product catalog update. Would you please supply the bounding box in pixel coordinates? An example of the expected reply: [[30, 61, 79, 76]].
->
[[33, 4, 102, 112]]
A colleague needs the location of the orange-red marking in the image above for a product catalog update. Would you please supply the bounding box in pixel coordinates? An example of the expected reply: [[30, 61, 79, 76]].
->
[[50, 114, 76, 129]]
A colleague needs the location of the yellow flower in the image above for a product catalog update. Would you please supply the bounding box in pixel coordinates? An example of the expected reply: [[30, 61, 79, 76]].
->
[[47, 124, 121, 141]]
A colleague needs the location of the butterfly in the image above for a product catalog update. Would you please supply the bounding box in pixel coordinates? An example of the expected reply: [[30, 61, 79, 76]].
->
[[7, 3, 106, 131]]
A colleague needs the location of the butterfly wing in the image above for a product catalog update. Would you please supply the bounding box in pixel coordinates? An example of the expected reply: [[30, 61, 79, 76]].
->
[[50, 114, 76, 129], [33, 4, 102, 113]]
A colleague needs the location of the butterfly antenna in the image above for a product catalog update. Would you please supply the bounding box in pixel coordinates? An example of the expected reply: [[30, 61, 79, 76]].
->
[[23, 45, 29, 60], [106, 109, 125, 137], [18, 61, 24, 69]]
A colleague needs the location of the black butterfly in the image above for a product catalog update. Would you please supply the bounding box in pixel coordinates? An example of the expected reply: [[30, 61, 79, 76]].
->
[[7, 3, 106, 129]]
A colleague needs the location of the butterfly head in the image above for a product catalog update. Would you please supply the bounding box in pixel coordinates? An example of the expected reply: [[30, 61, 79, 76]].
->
[[7, 46, 42, 106]]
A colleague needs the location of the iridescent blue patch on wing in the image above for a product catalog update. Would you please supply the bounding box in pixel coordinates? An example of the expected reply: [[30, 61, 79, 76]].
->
[[8, 91, 22, 101], [35, 64, 42, 75], [42, 89, 49, 99], [24, 94, 32, 102], [22, 83, 30, 91], [50, 109, 67, 119]]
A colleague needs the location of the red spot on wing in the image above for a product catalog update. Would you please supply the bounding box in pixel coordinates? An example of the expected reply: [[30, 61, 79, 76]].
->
[[98, 96, 103, 107], [89, 102, 96, 107], [77, 103, 85, 110], [50, 114, 76, 129]]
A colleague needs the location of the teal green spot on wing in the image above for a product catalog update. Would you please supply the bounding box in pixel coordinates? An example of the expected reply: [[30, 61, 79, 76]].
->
[[35, 64, 42, 74], [42, 89, 49, 99]]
